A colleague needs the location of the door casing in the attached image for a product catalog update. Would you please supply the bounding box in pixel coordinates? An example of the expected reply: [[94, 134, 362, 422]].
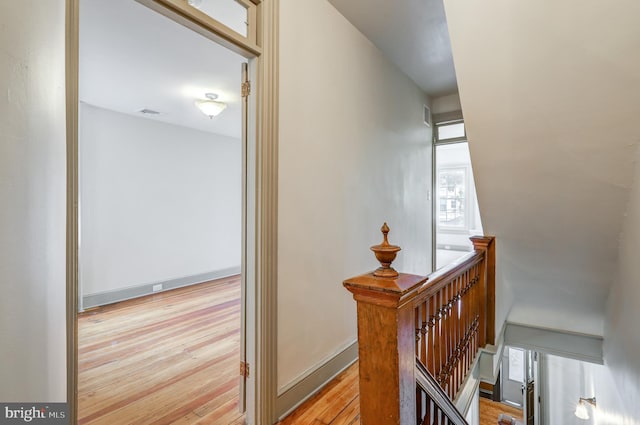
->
[[65, 0, 280, 423]]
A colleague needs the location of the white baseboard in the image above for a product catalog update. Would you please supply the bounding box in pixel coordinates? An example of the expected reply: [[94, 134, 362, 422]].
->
[[276, 341, 359, 420], [81, 267, 241, 310]]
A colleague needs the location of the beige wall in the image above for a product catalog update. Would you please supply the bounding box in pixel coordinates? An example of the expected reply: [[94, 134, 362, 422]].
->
[[444, 0, 640, 338], [432, 93, 461, 114], [0, 0, 435, 409], [0, 0, 67, 401], [278, 0, 433, 392]]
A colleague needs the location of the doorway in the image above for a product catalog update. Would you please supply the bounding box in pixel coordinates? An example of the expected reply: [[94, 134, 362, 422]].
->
[[502, 347, 525, 408], [73, 0, 257, 422], [497, 346, 537, 424]]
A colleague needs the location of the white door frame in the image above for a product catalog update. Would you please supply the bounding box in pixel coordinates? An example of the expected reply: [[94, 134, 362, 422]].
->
[[65, 0, 279, 423]]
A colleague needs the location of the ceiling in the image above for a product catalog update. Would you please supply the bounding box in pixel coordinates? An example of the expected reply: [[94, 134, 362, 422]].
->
[[443, 0, 640, 335], [328, 0, 458, 97], [79, 0, 245, 138]]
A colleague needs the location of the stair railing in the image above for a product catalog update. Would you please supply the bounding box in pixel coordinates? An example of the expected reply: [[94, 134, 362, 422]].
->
[[416, 360, 467, 425], [343, 223, 495, 425]]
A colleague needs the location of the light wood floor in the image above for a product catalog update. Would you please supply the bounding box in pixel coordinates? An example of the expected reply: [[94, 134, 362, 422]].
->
[[480, 398, 523, 424], [276, 362, 360, 425], [79, 276, 521, 425], [78, 276, 245, 425], [276, 363, 523, 425]]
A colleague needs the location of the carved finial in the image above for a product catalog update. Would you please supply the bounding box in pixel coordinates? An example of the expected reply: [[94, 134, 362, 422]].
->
[[370, 222, 401, 277], [381, 222, 390, 243]]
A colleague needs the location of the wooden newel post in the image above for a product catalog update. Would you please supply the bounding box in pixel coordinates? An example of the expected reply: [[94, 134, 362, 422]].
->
[[470, 236, 496, 346], [343, 223, 427, 425]]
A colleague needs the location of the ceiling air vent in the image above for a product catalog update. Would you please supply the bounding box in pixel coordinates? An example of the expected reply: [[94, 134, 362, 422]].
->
[[139, 108, 160, 115]]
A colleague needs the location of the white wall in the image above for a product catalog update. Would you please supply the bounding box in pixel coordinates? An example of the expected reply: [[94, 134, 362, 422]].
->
[[545, 354, 595, 425], [80, 104, 241, 297], [602, 146, 640, 424], [0, 0, 66, 401], [544, 354, 636, 425], [278, 0, 433, 392], [540, 150, 640, 425]]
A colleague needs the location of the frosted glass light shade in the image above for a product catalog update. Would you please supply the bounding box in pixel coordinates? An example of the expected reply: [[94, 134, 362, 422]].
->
[[195, 99, 227, 118], [575, 402, 589, 420]]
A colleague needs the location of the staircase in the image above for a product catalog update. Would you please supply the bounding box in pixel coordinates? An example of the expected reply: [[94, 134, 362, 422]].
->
[[343, 224, 495, 425]]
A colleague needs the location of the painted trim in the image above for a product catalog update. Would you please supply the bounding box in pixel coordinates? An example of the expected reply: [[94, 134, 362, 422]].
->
[[433, 110, 463, 124], [81, 268, 241, 310], [67, 1, 279, 424], [276, 341, 359, 420], [504, 322, 604, 365], [140, 0, 261, 56], [453, 350, 482, 417], [455, 325, 505, 417], [65, 0, 80, 422], [255, 1, 280, 423], [431, 120, 437, 272], [478, 320, 507, 383]]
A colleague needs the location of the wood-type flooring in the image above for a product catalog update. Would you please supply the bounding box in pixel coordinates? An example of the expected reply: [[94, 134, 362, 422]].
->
[[79, 275, 521, 425], [78, 276, 245, 425], [276, 362, 524, 425], [276, 362, 360, 425], [479, 398, 523, 425]]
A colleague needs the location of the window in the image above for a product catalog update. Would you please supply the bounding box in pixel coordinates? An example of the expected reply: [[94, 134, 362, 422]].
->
[[181, 0, 259, 50], [437, 122, 465, 141], [433, 119, 483, 270], [438, 167, 467, 228], [187, 0, 249, 37]]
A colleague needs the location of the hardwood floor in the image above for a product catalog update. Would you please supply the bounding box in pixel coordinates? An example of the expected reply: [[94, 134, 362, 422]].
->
[[479, 398, 523, 425], [276, 362, 523, 425], [78, 276, 245, 425], [276, 362, 360, 425], [78, 277, 519, 425]]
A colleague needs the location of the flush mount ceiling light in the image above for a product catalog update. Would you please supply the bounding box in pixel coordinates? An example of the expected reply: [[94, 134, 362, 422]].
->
[[575, 397, 597, 420], [195, 93, 227, 119]]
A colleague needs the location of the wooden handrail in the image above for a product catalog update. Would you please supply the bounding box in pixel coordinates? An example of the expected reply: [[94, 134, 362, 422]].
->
[[416, 360, 468, 425], [343, 224, 495, 425]]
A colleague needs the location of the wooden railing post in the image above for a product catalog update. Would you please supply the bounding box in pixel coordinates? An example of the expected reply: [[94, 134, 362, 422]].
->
[[344, 226, 495, 425], [470, 236, 496, 345], [343, 224, 425, 425]]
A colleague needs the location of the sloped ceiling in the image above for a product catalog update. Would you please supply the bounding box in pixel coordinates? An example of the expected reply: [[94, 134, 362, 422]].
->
[[444, 0, 640, 334], [328, 0, 457, 96]]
